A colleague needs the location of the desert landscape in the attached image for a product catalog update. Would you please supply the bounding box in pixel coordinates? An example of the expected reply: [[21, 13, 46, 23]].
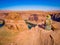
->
[[0, 10, 60, 45]]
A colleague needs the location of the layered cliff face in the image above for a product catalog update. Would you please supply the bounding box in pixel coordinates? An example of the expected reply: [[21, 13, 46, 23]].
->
[[50, 13, 60, 22], [0, 11, 48, 32], [0, 10, 60, 45], [0, 10, 60, 33]]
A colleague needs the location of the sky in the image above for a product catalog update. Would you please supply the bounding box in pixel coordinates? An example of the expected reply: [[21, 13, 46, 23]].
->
[[0, 0, 60, 11]]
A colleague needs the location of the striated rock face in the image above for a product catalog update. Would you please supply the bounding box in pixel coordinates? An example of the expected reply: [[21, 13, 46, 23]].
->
[[50, 13, 60, 22], [0, 19, 5, 27], [28, 14, 38, 22]]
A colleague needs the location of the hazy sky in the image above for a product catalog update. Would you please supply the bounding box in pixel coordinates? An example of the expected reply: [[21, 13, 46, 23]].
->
[[0, 0, 60, 11]]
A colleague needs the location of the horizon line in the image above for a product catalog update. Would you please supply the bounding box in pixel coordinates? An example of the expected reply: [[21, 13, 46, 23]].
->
[[0, 5, 60, 11]]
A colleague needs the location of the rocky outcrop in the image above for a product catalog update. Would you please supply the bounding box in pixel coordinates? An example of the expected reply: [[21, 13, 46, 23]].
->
[[50, 13, 60, 22]]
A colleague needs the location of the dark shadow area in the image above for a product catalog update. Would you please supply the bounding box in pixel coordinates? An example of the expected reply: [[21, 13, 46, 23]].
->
[[28, 14, 38, 22], [38, 24, 54, 31], [50, 35, 54, 45], [38, 24, 45, 29], [3, 13, 8, 16], [0, 19, 5, 27], [24, 20, 37, 29], [33, 14, 38, 21], [50, 13, 60, 22]]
